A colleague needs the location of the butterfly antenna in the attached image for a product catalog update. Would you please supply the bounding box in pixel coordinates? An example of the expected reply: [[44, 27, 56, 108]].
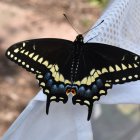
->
[[85, 33, 100, 43], [83, 20, 104, 35], [63, 14, 79, 34]]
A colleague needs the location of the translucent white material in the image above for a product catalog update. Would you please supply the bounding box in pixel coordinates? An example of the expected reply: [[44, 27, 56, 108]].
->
[[2, 0, 140, 140]]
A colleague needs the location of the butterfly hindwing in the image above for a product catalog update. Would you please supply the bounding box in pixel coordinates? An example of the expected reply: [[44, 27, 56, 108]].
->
[[36, 72, 68, 114]]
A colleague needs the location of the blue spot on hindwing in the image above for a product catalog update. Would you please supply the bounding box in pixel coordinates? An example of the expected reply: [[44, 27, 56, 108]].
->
[[45, 72, 51, 80], [85, 89, 92, 98], [78, 86, 85, 96], [51, 84, 57, 93], [47, 79, 53, 87], [92, 85, 98, 93], [58, 84, 65, 93], [96, 79, 103, 88]]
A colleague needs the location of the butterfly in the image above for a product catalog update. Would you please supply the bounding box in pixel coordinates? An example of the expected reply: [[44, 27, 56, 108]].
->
[[6, 33, 140, 120]]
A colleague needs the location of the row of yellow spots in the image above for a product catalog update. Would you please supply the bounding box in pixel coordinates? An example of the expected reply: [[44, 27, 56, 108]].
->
[[114, 74, 139, 83], [11, 42, 139, 87], [73, 89, 106, 105], [92, 90, 106, 101], [74, 69, 100, 86], [73, 62, 138, 86], [82, 62, 138, 85], [22, 49, 71, 84], [8, 43, 40, 74]]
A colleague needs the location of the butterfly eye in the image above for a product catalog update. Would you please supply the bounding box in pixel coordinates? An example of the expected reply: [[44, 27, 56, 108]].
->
[[71, 89, 76, 95]]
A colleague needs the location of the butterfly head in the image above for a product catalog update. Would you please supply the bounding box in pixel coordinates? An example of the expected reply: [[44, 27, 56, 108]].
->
[[75, 34, 84, 43]]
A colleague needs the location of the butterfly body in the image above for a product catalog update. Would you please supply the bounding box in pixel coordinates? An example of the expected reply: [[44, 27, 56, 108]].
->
[[6, 34, 140, 120]]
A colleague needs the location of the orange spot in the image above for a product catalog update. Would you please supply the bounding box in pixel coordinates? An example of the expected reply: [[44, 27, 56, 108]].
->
[[66, 88, 76, 96], [71, 89, 76, 95], [66, 89, 71, 95]]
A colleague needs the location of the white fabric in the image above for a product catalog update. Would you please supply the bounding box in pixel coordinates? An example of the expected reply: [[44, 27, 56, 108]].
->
[[2, 0, 140, 140]]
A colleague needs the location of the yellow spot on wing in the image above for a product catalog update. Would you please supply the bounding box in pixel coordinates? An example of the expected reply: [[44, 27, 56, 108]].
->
[[121, 64, 127, 70], [134, 64, 138, 68], [55, 72, 59, 81], [115, 79, 119, 82], [29, 53, 34, 58], [14, 48, 19, 53], [128, 76, 132, 79], [10, 54, 14, 58], [84, 100, 90, 105], [93, 72, 99, 79], [134, 75, 138, 78], [50, 66, 55, 73], [128, 64, 132, 68], [109, 66, 115, 72], [43, 60, 48, 67], [122, 77, 126, 81], [52, 71, 57, 77], [7, 51, 10, 55], [22, 62, 25, 65], [18, 59, 21, 62], [90, 69, 95, 75], [59, 74, 64, 82], [115, 65, 121, 71], [23, 42, 26, 47], [50, 96, 56, 100], [14, 57, 17, 60], [93, 96, 98, 100], [105, 83, 111, 87], [87, 76, 91, 85], [48, 64, 53, 69], [33, 55, 39, 61], [99, 90, 105, 94], [45, 89, 49, 93], [97, 70, 102, 75], [135, 56, 138, 60], [91, 76, 95, 82], [40, 82, 45, 87], [64, 80, 71, 84], [25, 51, 29, 55], [38, 57, 43, 63], [20, 49, 25, 53], [102, 68, 108, 73], [74, 81, 80, 86], [37, 75, 43, 78], [54, 65, 59, 71], [81, 77, 87, 84]]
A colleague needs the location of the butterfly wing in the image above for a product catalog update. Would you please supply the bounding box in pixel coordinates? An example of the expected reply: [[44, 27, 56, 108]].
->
[[6, 38, 74, 113], [6, 38, 140, 121], [72, 43, 140, 120]]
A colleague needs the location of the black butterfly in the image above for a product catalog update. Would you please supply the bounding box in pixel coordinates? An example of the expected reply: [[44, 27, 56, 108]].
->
[[6, 34, 140, 120]]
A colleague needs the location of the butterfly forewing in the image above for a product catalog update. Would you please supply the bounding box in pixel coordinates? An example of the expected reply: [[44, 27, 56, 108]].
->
[[6, 38, 73, 74], [86, 43, 140, 83]]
